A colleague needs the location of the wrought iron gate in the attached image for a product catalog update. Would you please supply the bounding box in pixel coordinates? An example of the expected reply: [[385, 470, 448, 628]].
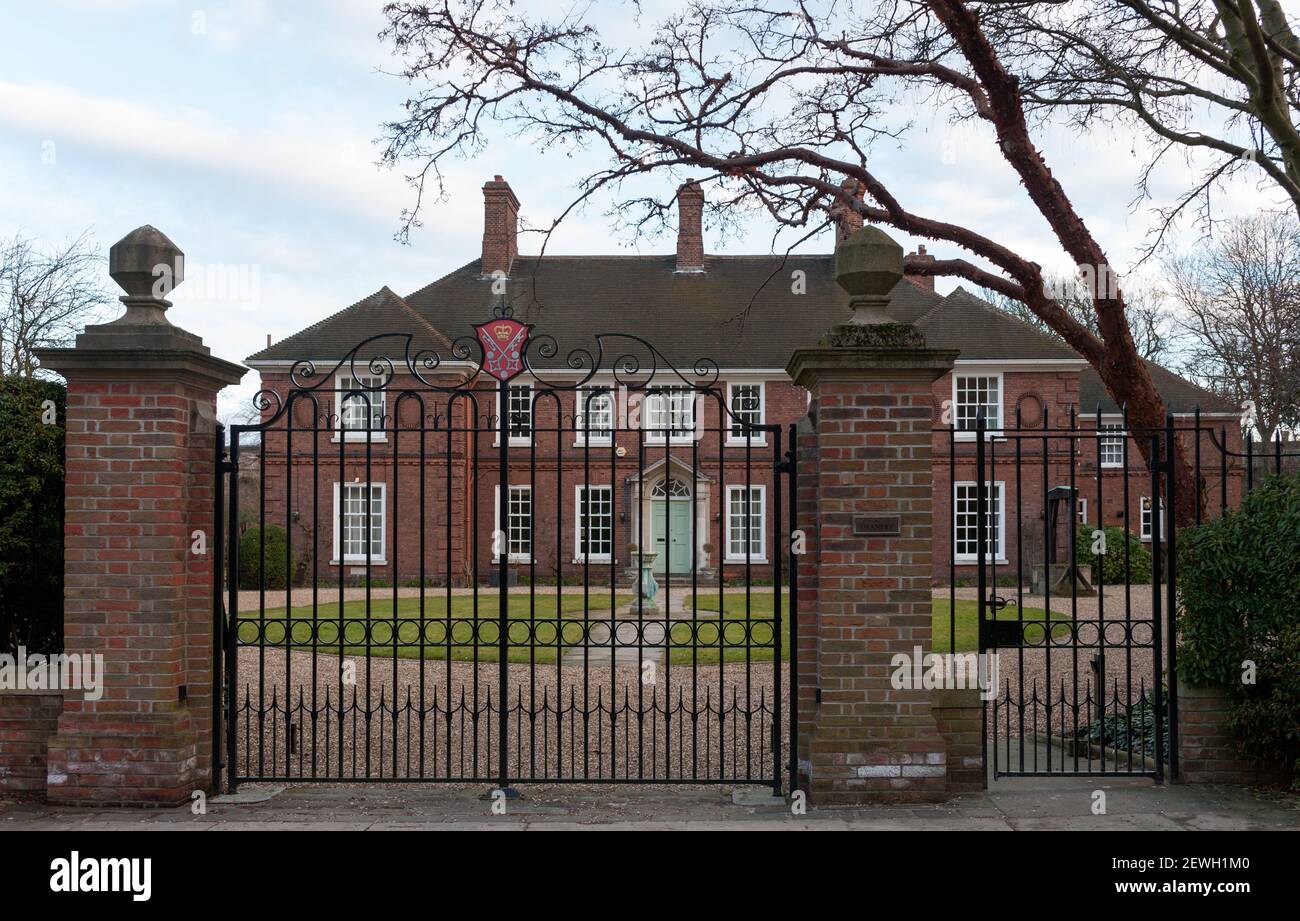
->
[[953, 406, 1291, 780], [216, 309, 795, 792]]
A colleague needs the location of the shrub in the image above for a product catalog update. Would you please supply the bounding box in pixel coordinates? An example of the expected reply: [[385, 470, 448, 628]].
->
[[1076, 690, 1167, 761], [1178, 474, 1300, 782], [239, 525, 294, 590], [0, 377, 65, 653], [1074, 524, 1152, 585]]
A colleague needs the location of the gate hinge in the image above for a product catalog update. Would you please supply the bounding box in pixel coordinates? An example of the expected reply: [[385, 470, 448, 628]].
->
[[774, 456, 794, 475]]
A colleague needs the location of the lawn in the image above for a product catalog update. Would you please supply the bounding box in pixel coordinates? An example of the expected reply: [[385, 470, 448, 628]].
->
[[235, 589, 1067, 666], [930, 598, 1066, 653], [236, 592, 632, 664], [682, 591, 1066, 662], [677, 591, 790, 665]]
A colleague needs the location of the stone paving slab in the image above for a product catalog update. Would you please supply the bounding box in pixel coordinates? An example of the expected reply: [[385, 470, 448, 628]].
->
[[1, 777, 1295, 830]]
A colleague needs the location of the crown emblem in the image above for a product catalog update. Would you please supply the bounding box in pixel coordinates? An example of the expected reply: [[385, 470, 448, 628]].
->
[[493, 323, 513, 341]]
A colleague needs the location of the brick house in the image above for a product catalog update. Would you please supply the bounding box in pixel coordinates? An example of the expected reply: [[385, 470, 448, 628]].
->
[[243, 176, 1239, 587]]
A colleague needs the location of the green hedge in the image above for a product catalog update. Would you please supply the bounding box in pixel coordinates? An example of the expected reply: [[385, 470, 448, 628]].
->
[[238, 524, 295, 590], [1178, 475, 1300, 782], [1074, 523, 1152, 585], [0, 377, 65, 653]]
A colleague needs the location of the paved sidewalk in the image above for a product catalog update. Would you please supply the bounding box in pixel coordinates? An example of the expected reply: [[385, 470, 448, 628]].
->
[[2, 775, 1295, 830]]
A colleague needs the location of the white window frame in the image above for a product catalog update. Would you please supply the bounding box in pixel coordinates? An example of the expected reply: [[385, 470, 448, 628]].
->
[[334, 373, 387, 443], [1099, 423, 1126, 468], [724, 484, 767, 563], [574, 387, 615, 446], [494, 382, 533, 446], [573, 484, 614, 562], [952, 372, 1003, 440], [331, 481, 386, 564], [493, 484, 533, 562], [645, 387, 697, 444], [953, 480, 1006, 563], [1140, 495, 1165, 542], [726, 382, 767, 446]]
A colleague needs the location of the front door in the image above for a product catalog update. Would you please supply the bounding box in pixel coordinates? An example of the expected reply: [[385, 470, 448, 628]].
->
[[651, 500, 691, 574]]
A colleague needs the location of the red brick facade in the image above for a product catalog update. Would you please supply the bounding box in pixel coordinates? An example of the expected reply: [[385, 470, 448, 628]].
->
[[252, 364, 1240, 589], [253, 371, 807, 587], [929, 369, 1242, 582]]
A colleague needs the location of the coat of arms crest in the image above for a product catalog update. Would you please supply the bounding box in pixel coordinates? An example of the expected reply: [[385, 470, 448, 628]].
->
[[473, 317, 530, 382]]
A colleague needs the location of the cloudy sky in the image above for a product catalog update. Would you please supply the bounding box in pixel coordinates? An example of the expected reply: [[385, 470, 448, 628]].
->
[[0, 0, 1282, 418]]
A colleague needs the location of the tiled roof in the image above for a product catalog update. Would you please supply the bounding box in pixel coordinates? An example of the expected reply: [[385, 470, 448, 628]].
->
[[245, 254, 1227, 415], [1079, 362, 1236, 416], [914, 287, 1081, 361]]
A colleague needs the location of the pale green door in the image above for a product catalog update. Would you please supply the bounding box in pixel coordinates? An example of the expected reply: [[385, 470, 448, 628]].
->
[[651, 501, 692, 574]]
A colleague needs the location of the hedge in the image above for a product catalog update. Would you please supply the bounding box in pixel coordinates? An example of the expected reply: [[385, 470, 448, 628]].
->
[[1178, 474, 1300, 782], [0, 376, 65, 653], [1074, 523, 1152, 585], [238, 524, 295, 590]]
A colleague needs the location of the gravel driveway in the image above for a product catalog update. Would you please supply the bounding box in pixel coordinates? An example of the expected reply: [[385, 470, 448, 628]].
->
[[234, 648, 790, 786]]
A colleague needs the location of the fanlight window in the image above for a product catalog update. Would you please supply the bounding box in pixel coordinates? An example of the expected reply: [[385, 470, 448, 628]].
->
[[649, 477, 691, 498]]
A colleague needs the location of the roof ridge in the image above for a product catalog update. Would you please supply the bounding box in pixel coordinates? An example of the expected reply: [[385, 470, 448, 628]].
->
[[380, 284, 454, 352]]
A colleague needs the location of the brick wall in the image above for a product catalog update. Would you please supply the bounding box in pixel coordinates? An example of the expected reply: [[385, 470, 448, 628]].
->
[[790, 349, 955, 805], [0, 692, 63, 794], [44, 372, 226, 804], [931, 688, 983, 791], [793, 416, 818, 791], [1176, 680, 1287, 785]]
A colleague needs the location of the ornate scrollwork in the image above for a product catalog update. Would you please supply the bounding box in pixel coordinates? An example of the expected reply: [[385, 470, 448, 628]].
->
[[244, 324, 752, 431]]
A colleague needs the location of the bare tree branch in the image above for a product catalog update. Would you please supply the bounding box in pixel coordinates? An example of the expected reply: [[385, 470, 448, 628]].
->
[[0, 230, 112, 378]]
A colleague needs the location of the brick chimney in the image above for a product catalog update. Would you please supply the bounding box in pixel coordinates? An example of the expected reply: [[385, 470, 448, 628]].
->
[[904, 245, 936, 290], [831, 178, 865, 242], [482, 175, 519, 277], [675, 180, 705, 273]]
